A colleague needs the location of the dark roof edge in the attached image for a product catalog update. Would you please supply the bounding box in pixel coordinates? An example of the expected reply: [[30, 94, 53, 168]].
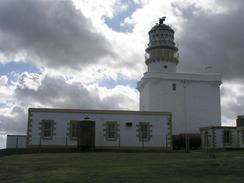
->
[[28, 108, 172, 116], [7, 135, 27, 137], [149, 24, 174, 33], [200, 126, 236, 130]]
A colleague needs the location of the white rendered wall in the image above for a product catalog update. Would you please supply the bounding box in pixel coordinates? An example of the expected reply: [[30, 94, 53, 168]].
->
[[138, 72, 222, 134], [6, 135, 27, 148], [29, 110, 171, 149], [215, 128, 238, 149], [201, 128, 238, 149]]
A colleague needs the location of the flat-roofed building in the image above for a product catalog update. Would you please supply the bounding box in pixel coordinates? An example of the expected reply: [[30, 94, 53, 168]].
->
[[26, 108, 172, 151]]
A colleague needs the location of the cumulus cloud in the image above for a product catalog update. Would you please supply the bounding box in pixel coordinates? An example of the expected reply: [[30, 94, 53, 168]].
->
[[176, 0, 244, 80], [221, 81, 244, 124], [0, 72, 138, 143], [0, 106, 27, 135], [0, 75, 8, 85], [0, 75, 13, 100], [0, 0, 112, 69], [14, 72, 138, 110]]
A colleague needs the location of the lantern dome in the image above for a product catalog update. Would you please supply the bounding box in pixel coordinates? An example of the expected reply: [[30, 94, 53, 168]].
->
[[147, 17, 177, 51]]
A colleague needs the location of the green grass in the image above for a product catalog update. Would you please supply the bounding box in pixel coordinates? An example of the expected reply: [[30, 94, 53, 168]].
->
[[0, 151, 244, 183]]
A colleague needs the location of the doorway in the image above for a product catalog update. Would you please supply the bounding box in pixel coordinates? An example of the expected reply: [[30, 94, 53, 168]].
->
[[77, 120, 95, 151]]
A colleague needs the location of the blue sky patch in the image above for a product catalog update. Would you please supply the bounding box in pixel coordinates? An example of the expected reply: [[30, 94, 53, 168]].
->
[[0, 61, 40, 81], [104, 0, 140, 32], [99, 74, 137, 89]]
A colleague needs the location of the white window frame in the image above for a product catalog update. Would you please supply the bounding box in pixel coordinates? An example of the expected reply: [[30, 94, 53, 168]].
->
[[138, 122, 151, 142], [223, 130, 232, 145], [105, 121, 118, 141], [70, 121, 79, 140], [41, 120, 53, 139]]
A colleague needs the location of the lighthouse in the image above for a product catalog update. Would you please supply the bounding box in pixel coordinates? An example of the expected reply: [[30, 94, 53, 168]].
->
[[138, 17, 222, 135]]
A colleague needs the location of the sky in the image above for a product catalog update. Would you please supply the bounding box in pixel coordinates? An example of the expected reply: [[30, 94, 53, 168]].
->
[[0, 0, 244, 149]]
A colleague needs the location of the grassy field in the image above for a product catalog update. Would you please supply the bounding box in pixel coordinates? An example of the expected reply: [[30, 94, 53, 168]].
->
[[0, 151, 244, 183]]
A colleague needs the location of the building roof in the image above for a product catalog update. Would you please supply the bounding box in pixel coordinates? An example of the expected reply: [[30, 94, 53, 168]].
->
[[29, 108, 171, 116], [200, 126, 236, 131], [149, 17, 174, 33], [149, 23, 174, 33]]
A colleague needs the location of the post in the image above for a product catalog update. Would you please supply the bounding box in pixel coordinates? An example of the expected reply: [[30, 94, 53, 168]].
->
[[165, 135, 168, 151], [65, 136, 68, 152], [92, 129, 94, 152], [118, 134, 121, 153], [185, 134, 189, 153], [205, 135, 207, 153], [205, 134, 210, 153], [182, 80, 189, 153], [15, 136, 19, 153], [142, 135, 144, 152], [77, 122, 81, 151], [39, 136, 42, 153]]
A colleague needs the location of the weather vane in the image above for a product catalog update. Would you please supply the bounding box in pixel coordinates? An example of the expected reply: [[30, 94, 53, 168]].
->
[[159, 16, 166, 24]]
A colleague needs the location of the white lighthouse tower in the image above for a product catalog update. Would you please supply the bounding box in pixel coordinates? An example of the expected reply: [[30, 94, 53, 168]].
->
[[137, 17, 222, 135]]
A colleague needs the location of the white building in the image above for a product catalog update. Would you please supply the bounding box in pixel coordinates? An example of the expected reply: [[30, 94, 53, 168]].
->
[[200, 116, 244, 149], [137, 17, 222, 135], [6, 17, 229, 150], [200, 126, 238, 149], [26, 108, 172, 150]]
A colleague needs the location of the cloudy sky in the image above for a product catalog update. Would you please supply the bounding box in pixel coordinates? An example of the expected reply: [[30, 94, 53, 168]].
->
[[0, 0, 244, 148]]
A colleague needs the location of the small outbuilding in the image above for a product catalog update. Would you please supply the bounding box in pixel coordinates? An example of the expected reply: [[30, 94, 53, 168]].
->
[[200, 115, 244, 150], [200, 126, 238, 150], [6, 135, 27, 149]]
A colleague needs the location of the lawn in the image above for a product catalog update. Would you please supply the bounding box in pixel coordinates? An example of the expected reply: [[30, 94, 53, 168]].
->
[[0, 151, 244, 183]]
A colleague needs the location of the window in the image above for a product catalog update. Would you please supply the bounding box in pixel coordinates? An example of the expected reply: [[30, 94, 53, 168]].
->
[[164, 65, 168, 69], [138, 122, 151, 142], [41, 120, 53, 139], [70, 121, 79, 139], [126, 122, 132, 127], [172, 83, 176, 91], [105, 121, 118, 141], [223, 130, 232, 145]]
